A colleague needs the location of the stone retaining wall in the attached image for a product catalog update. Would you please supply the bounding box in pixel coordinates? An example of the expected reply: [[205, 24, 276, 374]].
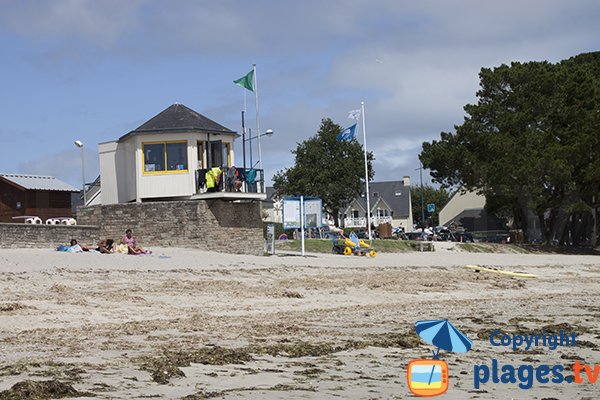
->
[[76, 200, 263, 255], [0, 224, 101, 249]]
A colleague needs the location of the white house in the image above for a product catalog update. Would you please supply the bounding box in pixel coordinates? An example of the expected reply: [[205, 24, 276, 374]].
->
[[99, 103, 265, 204], [342, 177, 414, 232]]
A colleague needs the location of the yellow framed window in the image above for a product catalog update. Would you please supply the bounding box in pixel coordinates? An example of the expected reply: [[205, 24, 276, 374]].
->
[[143, 141, 188, 174]]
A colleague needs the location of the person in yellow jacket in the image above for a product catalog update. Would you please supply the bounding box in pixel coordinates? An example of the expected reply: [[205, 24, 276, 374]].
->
[[205, 167, 222, 191]]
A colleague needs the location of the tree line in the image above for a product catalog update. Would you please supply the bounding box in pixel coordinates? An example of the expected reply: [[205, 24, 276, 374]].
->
[[420, 52, 599, 246]]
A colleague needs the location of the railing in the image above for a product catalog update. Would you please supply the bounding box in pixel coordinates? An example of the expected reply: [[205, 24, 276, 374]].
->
[[344, 217, 366, 228], [196, 167, 265, 195], [344, 216, 393, 228]]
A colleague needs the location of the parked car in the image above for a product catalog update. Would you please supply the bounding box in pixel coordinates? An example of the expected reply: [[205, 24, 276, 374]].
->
[[406, 232, 429, 241]]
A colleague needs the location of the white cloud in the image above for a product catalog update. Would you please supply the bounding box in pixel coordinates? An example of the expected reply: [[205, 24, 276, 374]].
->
[[1, 0, 598, 186], [0, 0, 143, 45]]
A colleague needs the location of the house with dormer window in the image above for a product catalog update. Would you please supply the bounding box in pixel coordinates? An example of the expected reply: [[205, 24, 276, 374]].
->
[[342, 177, 413, 232]]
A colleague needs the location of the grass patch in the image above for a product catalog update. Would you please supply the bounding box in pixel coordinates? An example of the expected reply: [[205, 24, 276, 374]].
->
[[275, 239, 336, 253], [275, 239, 414, 254]]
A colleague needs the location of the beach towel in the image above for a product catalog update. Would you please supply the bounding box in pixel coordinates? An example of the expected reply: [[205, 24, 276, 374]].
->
[[246, 169, 257, 184], [66, 244, 83, 253]]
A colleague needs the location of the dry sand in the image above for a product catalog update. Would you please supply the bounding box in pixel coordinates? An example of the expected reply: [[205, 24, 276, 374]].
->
[[0, 245, 599, 399]]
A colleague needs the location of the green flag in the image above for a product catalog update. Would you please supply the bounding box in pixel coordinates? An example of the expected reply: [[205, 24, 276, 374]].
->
[[233, 70, 254, 92]]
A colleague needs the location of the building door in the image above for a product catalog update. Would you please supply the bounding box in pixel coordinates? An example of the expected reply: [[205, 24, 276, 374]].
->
[[209, 140, 223, 168]]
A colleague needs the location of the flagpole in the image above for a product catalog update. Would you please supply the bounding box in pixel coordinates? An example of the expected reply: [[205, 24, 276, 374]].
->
[[361, 101, 372, 241], [253, 64, 263, 175], [242, 89, 247, 172]]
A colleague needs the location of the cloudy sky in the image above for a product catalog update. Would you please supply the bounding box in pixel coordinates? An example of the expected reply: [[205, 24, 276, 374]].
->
[[0, 0, 598, 189]]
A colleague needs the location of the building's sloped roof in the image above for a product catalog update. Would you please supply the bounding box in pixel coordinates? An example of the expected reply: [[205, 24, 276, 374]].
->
[[119, 103, 236, 141], [265, 186, 277, 202], [353, 181, 411, 217], [0, 173, 79, 192]]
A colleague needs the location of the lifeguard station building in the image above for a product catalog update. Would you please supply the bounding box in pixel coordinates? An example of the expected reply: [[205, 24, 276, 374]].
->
[[99, 103, 265, 204]]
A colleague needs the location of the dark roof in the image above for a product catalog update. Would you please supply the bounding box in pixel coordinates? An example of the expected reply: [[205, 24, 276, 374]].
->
[[119, 103, 237, 141], [353, 181, 411, 217], [0, 173, 79, 192], [265, 186, 276, 201]]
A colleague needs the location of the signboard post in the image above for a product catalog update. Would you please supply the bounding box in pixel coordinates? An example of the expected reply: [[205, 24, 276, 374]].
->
[[282, 196, 322, 257], [266, 224, 275, 255], [300, 196, 305, 256]]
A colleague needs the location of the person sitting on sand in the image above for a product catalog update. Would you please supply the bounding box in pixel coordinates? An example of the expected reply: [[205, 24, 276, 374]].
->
[[96, 239, 115, 254], [120, 229, 150, 254], [57, 239, 89, 252]]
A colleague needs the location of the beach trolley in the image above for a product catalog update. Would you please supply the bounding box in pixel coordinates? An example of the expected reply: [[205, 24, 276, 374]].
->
[[332, 232, 376, 257]]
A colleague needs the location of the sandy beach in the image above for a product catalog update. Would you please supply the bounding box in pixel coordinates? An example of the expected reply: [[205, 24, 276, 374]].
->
[[0, 245, 599, 399]]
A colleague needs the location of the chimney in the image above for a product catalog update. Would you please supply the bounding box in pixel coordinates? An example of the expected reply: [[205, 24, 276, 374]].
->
[[402, 176, 410, 186]]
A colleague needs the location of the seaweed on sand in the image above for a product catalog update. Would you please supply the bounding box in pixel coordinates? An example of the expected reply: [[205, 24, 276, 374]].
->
[[0, 379, 95, 399]]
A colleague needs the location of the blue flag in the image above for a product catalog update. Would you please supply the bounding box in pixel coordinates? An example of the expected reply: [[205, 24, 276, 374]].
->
[[336, 123, 357, 142]]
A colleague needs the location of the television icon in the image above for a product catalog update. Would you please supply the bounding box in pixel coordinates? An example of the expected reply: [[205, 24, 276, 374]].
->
[[407, 359, 449, 397]]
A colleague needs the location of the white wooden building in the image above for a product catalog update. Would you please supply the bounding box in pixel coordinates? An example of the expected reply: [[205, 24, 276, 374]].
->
[[99, 103, 265, 204]]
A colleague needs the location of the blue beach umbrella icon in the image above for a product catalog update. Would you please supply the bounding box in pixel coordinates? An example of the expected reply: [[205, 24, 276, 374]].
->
[[415, 319, 472, 356], [415, 319, 473, 384]]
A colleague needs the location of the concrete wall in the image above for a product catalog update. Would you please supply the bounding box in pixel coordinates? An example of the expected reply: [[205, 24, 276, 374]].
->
[[0, 223, 100, 248], [77, 200, 263, 255]]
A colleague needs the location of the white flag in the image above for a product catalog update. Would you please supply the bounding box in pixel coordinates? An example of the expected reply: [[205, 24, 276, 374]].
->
[[348, 109, 361, 120]]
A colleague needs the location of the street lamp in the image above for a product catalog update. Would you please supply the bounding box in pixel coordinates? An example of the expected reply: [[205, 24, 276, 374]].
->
[[243, 129, 274, 171], [74, 140, 86, 206], [415, 162, 425, 238]]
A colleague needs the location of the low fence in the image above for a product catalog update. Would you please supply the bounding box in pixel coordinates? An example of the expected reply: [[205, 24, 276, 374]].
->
[[0, 223, 100, 249]]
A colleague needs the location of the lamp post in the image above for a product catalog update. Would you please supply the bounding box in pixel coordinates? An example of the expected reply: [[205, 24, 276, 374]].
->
[[415, 162, 425, 237], [74, 140, 86, 206], [243, 129, 274, 171]]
